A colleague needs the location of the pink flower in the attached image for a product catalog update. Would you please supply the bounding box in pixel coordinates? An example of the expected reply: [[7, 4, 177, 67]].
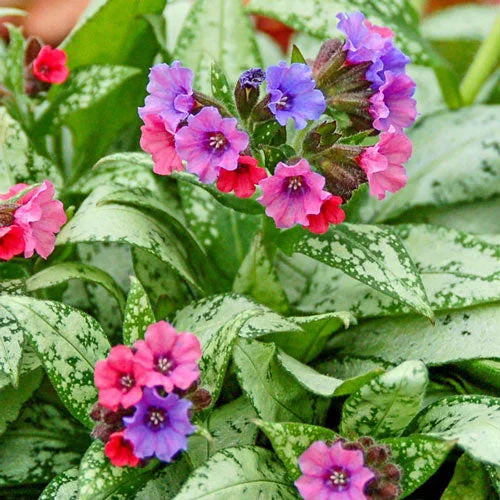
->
[[216, 155, 267, 198], [104, 431, 140, 468], [258, 159, 330, 228], [175, 107, 249, 184], [295, 441, 375, 500], [134, 321, 202, 392], [370, 72, 417, 132], [359, 127, 412, 200], [0, 225, 25, 260], [94, 345, 144, 411], [304, 195, 345, 234], [140, 114, 183, 176], [32, 46, 69, 84], [12, 181, 67, 259]]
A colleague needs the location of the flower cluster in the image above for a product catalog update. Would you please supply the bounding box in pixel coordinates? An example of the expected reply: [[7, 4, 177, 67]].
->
[[0, 180, 67, 261], [91, 321, 207, 467], [139, 11, 416, 233], [296, 436, 403, 500]]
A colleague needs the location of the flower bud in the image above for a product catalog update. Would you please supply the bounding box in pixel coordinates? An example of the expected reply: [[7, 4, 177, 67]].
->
[[235, 68, 265, 119]]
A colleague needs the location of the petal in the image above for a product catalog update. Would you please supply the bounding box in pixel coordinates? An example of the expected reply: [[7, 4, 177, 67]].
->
[[298, 441, 334, 476]]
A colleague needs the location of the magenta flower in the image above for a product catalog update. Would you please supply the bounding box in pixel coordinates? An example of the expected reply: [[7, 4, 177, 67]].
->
[[359, 126, 412, 200], [258, 159, 330, 228], [266, 62, 326, 130], [295, 440, 375, 500], [370, 72, 417, 132], [139, 61, 195, 131], [140, 114, 184, 176], [94, 345, 145, 411], [175, 107, 249, 183], [134, 321, 202, 392], [123, 387, 195, 462], [5, 181, 67, 259]]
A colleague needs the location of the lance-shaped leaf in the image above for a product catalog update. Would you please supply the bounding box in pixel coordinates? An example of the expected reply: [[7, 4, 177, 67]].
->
[[39, 468, 79, 500], [56, 186, 202, 293], [382, 435, 455, 498], [256, 421, 337, 480], [0, 296, 110, 428], [326, 303, 500, 367], [246, 0, 437, 66], [211, 60, 237, 116], [175, 446, 299, 499], [0, 108, 62, 192], [233, 338, 329, 424], [340, 361, 428, 438], [280, 223, 434, 319], [26, 262, 126, 313], [122, 276, 155, 345], [78, 441, 160, 500], [407, 395, 500, 466]]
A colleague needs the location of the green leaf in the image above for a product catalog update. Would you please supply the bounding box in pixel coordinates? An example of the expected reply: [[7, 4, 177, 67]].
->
[[57, 186, 202, 293], [0, 8, 26, 17], [39, 468, 79, 500], [233, 338, 329, 424], [0, 403, 89, 488], [288, 224, 500, 318], [246, 0, 436, 66], [291, 44, 307, 64], [0, 108, 62, 192], [36, 65, 140, 131], [441, 453, 492, 500], [382, 435, 455, 498], [122, 276, 155, 345], [2, 25, 25, 103], [0, 296, 110, 428], [175, 446, 299, 499], [281, 223, 434, 319], [0, 368, 42, 438], [408, 395, 500, 466], [341, 361, 428, 438], [326, 303, 500, 367], [78, 441, 159, 500], [486, 464, 500, 496], [367, 106, 500, 223], [211, 61, 237, 116], [256, 421, 336, 480], [233, 231, 289, 314], [26, 262, 126, 313], [175, 0, 262, 84]]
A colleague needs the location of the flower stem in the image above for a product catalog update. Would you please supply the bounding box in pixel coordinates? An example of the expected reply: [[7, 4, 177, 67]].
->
[[460, 9, 500, 105]]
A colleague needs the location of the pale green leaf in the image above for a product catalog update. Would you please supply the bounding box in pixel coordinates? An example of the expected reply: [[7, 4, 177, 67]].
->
[[122, 276, 155, 345], [408, 395, 500, 465], [39, 468, 79, 500], [175, 446, 299, 499], [0, 300, 26, 386], [341, 360, 428, 438], [211, 60, 237, 116]]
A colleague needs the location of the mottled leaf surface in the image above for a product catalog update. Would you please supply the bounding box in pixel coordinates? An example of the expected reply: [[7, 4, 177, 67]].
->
[[39, 468, 79, 500], [122, 276, 155, 345]]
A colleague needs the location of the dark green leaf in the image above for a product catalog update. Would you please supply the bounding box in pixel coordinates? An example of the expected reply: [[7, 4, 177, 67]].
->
[[211, 61, 237, 116]]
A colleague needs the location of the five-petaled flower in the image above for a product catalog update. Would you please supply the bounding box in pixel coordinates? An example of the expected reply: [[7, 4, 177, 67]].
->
[[266, 62, 326, 130], [217, 155, 267, 198], [258, 159, 330, 228], [295, 440, 375, 500], [175, 106, 249, 183], [32, 46, 70, 84], [123, 387, 195, 462], [134, 321, 202, 393]]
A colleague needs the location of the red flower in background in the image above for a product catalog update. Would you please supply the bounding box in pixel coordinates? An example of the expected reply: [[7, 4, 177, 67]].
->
[[32, 45, 69, 84], [305, 195, 345, 234], [217, 155, 267, 198], [104, 431, 140, 468]]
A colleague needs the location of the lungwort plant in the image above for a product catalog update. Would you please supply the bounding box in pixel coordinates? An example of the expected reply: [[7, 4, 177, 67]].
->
[[0, 0, 499, 498]]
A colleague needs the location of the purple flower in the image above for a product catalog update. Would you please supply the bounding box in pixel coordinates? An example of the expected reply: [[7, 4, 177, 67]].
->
[[139, 61, 195, 131], [266, 62, 326, 130], [239, 67, 265, 89], [123, 388, 195, 462], [295, 440, 375, 500], [175, 107, 249, 183], [370, 72, 417, 132], [257, 158, 330, 228]]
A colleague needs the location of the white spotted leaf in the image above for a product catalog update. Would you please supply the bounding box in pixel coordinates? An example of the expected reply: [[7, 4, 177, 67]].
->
[[122, 276, 155, 345], [39, 468, 79, 500], [340, 361, 428, 438]]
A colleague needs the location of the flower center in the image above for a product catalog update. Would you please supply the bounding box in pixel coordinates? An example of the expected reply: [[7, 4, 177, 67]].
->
[[38, 64, 50, 74], [277, 95, 289, 110], [145, 406, 169, 430], [329, 468, 350, 492], [119, 374, 135, 392], [209, 132, 227, 150], [155, 356, 173, 375], [286, 175, 305, 192]]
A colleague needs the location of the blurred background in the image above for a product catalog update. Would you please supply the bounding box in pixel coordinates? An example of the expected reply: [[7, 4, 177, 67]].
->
[[0, 0, 499, 48]]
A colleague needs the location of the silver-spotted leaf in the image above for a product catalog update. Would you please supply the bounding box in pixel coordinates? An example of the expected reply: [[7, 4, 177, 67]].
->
[[122, 276, 155, 345]]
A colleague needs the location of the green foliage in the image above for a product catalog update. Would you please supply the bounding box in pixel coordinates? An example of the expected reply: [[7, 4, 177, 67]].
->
[[122, 276, 155, 345]]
